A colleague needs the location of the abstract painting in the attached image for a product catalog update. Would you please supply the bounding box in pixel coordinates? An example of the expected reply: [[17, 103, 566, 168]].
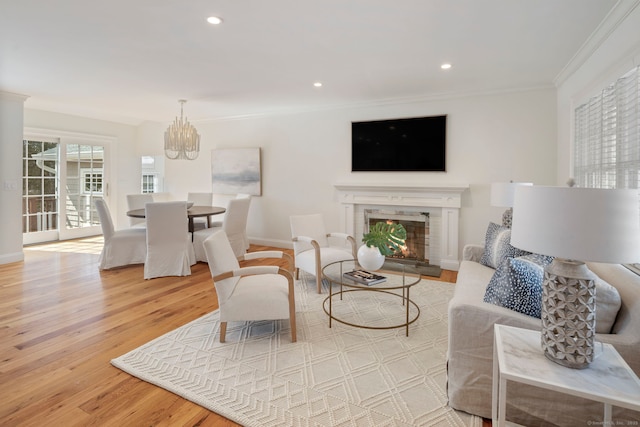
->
[[211, 148, 261, 196]]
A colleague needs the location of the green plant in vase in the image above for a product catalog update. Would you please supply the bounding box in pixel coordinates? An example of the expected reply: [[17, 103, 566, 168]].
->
[[358, 222, 407, 270], [362, 222, 407, 255]]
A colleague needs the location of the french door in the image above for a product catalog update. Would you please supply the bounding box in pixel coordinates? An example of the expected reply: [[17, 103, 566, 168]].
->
[[23, 131, 110, 245]]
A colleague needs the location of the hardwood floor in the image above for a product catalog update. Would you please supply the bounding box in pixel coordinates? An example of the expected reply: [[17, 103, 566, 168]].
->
[[0, 237, 481, 426]]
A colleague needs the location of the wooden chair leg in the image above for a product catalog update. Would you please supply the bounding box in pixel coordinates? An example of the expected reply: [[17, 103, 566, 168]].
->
[[290, 317, 297, 342], [288, 278, 297, 343], [315, 262, 323, 294], [219, 322, 227, 343]]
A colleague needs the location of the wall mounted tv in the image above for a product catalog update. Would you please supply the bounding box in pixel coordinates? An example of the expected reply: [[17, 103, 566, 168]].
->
[[351, 115, 446, 172]]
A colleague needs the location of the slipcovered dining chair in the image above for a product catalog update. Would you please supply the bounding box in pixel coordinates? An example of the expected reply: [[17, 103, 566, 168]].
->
[[126, 193, 154, 228], [193, 196, 251, 262], [203, 230, 296, 343], [290, 213, 357, 293], [187, 192, 213, 230], [95, 198, 147, 270], [209, 193, 252, 249], [236, 193, 252, 251], [144, 201, 196, 279]]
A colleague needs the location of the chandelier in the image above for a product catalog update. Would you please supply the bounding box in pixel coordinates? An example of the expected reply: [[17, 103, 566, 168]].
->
[[164, 99, 200, 160]]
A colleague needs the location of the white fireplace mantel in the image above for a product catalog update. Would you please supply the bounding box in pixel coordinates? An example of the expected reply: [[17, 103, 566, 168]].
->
[[334, 182, 469, 271]]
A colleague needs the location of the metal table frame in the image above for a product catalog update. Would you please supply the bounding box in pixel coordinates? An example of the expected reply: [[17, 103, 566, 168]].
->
[[322, 259, 421, 336]]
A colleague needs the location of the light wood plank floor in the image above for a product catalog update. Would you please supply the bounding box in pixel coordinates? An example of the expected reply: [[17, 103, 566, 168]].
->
[[0, 237, 472, 426]]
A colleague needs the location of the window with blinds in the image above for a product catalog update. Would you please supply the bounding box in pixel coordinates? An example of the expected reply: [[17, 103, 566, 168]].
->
[[574, 65, 640, 271], [574, 66, 640, 190]]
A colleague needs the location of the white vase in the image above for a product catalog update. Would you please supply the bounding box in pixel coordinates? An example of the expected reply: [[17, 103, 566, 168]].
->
[[357, 244, 385, 271]]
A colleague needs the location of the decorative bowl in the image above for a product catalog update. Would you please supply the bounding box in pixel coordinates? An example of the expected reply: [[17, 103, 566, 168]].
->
[[187, 201, 195, 208]]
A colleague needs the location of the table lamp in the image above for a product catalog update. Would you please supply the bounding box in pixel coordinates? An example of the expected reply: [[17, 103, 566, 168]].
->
[[511, 185, 640, 369], [490, 182, 533, 228]]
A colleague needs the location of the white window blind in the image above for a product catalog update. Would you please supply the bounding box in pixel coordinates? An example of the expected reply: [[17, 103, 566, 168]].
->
[[574, 66, 640, 271], [574, 66, 640, 189]]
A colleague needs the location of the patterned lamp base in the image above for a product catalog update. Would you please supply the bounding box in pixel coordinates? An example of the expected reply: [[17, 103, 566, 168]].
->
[[502, 208, 513, 228], [541, 259, 596, 369]]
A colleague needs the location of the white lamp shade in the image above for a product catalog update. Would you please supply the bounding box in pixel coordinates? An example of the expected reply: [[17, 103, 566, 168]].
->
[[490, 182, 533, 207], [511, 186, 640, 263]]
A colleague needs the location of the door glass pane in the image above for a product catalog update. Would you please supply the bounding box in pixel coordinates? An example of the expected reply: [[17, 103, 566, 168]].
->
[[22, 140, 59, 233], [65, 144, 104, 229], [65, 144, 80, 229]]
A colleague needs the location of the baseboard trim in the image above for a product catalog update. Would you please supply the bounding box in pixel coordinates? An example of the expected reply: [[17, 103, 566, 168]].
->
[[440, 259, 460, 271], [0, 251, 24, 265], [248, 237, 293, 250]]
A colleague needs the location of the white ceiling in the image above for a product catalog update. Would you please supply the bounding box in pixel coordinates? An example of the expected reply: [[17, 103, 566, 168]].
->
[[0, 0, 618, 125]]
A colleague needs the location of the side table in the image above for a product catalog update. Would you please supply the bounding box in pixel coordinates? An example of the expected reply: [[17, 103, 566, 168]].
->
[[492, 324, 640, 426]]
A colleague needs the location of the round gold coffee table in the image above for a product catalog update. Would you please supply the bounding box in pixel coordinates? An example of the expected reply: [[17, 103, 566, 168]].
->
[[321, 259, 421, 336]]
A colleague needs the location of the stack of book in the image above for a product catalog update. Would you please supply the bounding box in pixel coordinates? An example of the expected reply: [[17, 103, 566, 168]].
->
[[343, 269, 387, 286]]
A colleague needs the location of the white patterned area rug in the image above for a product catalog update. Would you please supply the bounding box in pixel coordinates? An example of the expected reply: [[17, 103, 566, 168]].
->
[[111, 275, 481, 427]]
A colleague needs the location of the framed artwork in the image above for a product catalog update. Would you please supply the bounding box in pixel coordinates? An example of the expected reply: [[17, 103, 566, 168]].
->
[[211, 148, 262, 196]]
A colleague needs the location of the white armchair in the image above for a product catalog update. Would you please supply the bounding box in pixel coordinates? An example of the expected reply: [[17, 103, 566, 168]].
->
[[203, 230, 296, 343], [290, 213, 357, 293], [95, 198, 146, 270]]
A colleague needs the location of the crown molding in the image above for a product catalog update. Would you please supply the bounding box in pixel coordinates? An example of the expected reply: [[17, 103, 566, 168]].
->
[[0, 91, 29, 102], [554, 0, 640, 87], [198, 84, 555, 124]]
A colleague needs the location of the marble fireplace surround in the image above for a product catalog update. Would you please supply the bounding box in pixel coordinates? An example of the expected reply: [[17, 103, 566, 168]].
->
[[334, 183, 468, 271]]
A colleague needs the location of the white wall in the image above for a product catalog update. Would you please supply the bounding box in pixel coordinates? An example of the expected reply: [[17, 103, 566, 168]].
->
[[0, 92, 28, 264], [137, 88, 558, 253], [557, 2, 640, 182]]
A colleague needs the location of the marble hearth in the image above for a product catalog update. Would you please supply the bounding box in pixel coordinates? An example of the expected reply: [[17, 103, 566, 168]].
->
[[334, 183, 468, 271]]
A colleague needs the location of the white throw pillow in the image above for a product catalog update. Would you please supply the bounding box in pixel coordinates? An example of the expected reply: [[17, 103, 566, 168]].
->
[[595, 277, 621, 334]]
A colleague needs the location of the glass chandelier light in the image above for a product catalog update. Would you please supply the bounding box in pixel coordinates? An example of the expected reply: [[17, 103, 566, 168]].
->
[[164, 99, 200, 160]]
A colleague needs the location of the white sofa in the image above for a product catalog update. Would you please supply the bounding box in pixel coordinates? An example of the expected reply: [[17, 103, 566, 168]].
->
[[447, 244, 640, 426]]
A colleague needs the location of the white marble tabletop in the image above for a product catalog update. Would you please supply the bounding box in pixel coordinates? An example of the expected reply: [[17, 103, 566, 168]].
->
[[494, 324, 640, 411]]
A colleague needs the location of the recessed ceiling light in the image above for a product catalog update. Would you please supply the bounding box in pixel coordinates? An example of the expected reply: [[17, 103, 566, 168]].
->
[[441, 63, 452, 70], [313, 82, 323, 88], [207, 16, 223, 25]]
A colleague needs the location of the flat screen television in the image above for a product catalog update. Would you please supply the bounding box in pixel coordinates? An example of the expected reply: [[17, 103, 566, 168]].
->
[[351, 115, 446, 172]]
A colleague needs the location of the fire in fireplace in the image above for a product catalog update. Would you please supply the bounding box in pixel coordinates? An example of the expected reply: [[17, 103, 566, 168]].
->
[[365, 209, 429, 264]]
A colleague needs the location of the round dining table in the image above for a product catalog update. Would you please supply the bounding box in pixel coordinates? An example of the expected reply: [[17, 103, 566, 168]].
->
[[126, 205, 226, 234]]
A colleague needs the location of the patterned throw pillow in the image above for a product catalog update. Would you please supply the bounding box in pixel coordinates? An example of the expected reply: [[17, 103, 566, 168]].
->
[[483, 253, 554, 318], [480, 222, 529, 269]]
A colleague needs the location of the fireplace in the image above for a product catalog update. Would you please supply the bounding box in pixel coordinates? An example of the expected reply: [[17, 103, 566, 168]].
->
[[365, 209, 429, 263], [334, 183, 468, 271]]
